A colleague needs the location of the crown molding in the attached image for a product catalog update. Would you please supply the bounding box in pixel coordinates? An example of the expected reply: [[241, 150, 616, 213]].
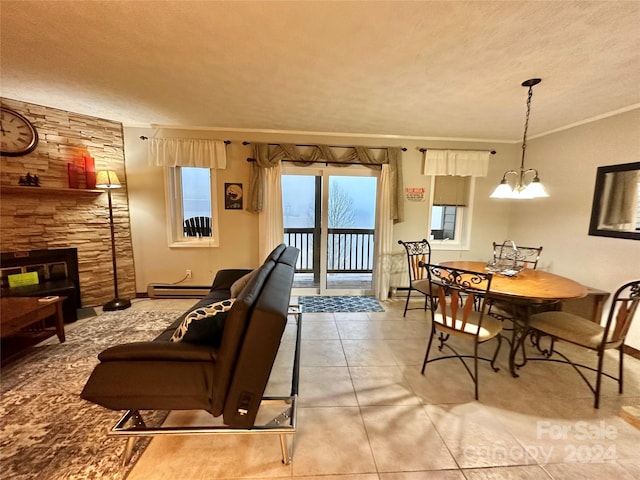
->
[[126, 103, 640, 144], [144, 124, 513, 144], [529, 104, 640, 140]]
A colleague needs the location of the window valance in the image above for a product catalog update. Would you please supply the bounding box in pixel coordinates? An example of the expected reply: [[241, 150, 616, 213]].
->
[[148, 138, 227, 169], [422, 149, 490, 177], [249, 143, 404, 223]]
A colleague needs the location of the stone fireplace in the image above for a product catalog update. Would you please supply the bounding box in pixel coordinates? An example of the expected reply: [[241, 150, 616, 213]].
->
[[0, 98, 135, 307]]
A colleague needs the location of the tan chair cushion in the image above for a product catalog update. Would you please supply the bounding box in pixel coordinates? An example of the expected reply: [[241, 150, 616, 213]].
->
[[433, 311, 502, 342], [528, 311, 621, 350], [412, 279, 444, 297], [412, 278, 430, 294]]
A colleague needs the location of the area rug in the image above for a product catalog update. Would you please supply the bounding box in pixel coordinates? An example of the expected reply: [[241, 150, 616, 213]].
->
[[0, 309, 184, 480], [298, 295, 384, 312]]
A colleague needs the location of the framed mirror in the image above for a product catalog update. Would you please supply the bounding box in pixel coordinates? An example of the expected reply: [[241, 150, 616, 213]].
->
[[589, 161, 640, 240]]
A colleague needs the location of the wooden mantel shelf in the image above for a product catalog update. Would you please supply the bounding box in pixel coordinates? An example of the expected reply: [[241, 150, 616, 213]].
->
[[1, 185, 103, 195]]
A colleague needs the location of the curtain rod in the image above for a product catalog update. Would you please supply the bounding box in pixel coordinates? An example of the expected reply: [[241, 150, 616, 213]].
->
[[139, 136, 231, 144], [242, 141, 407, 151], [246, 158, 383, 167], [419, 147, 496, 154]]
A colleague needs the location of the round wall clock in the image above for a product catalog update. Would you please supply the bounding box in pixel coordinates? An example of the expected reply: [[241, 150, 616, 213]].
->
[[1, 107, 39, 156]]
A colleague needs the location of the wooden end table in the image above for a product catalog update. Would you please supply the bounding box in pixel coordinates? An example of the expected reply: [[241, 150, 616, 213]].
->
[[1, 296, 66, 343]]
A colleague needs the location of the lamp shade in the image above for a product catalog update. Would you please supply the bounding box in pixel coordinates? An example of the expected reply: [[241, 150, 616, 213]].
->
[[490, 181, 514, 199], [521, 179, 549, 198], [512, 188, 534, 200], [96, 170, 122, 188]]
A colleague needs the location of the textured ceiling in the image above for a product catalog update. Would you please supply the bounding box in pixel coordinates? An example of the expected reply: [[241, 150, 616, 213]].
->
[[1, 1, 639, 142]]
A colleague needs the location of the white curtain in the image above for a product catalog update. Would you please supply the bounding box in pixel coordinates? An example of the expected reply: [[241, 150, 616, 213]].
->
[[373, 165, 393, 300], [148, 138, 227, 168], [600, 170, 639, 230], [422, 149, 490, 177], [258, 163, 284, 262]]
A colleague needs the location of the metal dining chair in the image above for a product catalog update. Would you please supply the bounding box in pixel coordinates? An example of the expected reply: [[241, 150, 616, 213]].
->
[[488, 241, 544, 321], [525, 279, 640, 408], [397, 239, 432, 317], [492, 240, 543, 270], [420, 263, 503, 400]]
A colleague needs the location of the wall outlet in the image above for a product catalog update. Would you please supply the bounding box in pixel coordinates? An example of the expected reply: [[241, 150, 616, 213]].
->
[[185, 269, 192, 280]]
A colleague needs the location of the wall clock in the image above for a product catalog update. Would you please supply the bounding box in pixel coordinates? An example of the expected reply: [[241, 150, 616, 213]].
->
[[1, 107, 39, 156]]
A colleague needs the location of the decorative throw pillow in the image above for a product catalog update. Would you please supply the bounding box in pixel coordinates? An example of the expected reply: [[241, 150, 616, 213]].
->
[[170, 298, 235, 345], [230, 269, 257, 298]]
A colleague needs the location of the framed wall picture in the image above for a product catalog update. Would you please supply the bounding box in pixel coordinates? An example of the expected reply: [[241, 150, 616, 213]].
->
[[225, 183, 243, 210]]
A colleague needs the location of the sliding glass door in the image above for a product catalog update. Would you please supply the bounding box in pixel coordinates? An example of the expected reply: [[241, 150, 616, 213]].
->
[[282, 166, 377, 295]]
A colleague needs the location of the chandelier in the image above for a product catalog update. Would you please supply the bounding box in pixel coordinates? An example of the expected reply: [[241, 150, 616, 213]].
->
[[491, 78, 549, 199]]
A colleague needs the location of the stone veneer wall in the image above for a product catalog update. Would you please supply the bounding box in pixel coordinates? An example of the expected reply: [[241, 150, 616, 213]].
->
[[0, 98, 135, 308]]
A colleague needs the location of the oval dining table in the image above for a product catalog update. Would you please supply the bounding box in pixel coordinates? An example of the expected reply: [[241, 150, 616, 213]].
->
[[438, 261, 588, 376]]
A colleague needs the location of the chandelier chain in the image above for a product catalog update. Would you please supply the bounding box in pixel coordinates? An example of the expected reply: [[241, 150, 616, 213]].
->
[[520, 85, 534, 169], [490, 77, 547, 199]]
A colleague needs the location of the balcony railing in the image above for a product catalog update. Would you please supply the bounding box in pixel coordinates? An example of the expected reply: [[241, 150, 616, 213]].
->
[[284, 228, 375, 277]]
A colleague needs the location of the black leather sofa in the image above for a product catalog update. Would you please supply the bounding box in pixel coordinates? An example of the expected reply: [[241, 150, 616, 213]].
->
[[81, 244, 301, 463]]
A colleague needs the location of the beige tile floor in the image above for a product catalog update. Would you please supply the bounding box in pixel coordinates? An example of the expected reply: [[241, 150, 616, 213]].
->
[[123, 297, 640, 480]]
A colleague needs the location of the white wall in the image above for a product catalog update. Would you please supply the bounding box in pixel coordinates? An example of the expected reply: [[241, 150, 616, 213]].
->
[[509, 108, 640, 348]]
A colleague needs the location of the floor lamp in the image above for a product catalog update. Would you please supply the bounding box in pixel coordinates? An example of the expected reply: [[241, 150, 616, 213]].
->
[[96, 170, 131, 311]]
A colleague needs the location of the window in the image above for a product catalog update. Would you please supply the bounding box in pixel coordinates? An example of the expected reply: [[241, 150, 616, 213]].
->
[[427, 175, 475, 250], [165, 166, 219, 247], [430, 206, 458, 240]]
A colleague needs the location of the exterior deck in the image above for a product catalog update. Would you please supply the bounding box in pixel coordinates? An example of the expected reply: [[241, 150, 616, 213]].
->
[[292, 272, 372, 291], [285, 227, 374, 292]]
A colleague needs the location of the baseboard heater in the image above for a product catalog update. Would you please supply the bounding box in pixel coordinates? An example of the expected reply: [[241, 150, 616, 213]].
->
[[146, 283, 211, 299], [390, 286, 409, 298]]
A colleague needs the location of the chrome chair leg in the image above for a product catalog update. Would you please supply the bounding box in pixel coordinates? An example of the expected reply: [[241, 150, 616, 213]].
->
[[279, 434, 293, 465], [122, 437, 137, 466]]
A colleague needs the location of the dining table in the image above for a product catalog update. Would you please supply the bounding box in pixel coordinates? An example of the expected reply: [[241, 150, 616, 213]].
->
[[438, 260, 588, 377]]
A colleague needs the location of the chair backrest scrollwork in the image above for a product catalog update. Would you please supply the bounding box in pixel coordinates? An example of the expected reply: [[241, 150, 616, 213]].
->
[[492, 240, 543, 270], [424, 263, 493, 333], [398, 239, 431, 282]]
